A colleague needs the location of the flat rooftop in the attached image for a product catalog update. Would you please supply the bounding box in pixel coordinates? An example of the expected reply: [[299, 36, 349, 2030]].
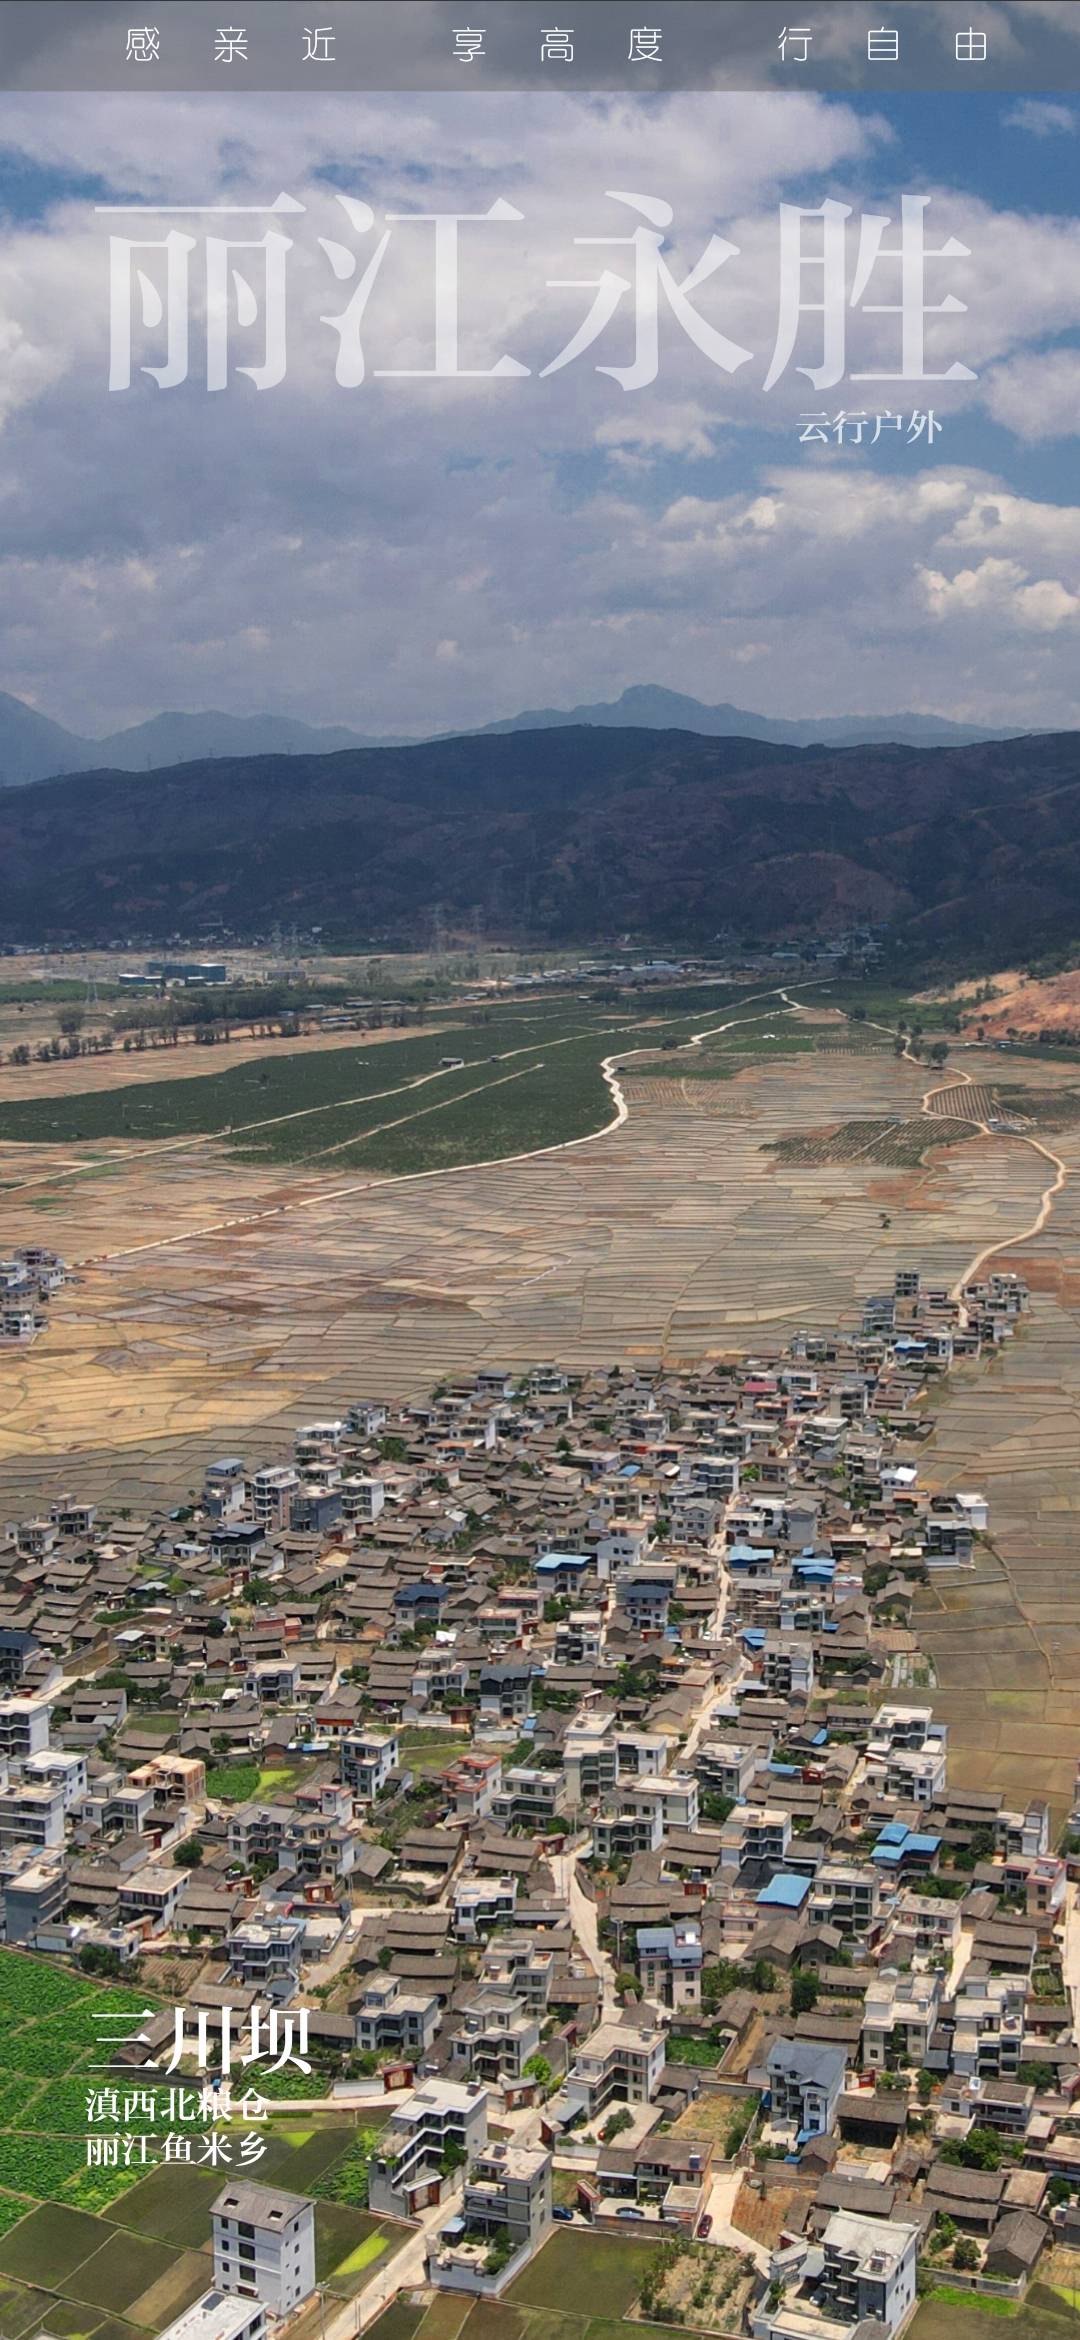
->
[[158, 2292, 264, 2340]]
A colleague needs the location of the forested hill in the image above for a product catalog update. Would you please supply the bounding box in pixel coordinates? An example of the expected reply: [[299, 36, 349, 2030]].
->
[[1, 722, 1078, 963]]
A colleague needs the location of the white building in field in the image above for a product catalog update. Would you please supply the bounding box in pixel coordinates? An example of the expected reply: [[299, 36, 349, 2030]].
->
[[211, 2181, 316, 2318]]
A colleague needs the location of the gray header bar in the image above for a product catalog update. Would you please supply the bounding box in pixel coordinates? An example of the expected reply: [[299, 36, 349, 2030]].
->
[[2, 0, 1078, 92]]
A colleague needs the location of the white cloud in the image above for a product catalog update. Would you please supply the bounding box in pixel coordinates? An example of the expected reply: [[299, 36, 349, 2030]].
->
[[1004, 98, 1077, 136], [0, 91, 1078, 733], [984, 347, 1080, 440]]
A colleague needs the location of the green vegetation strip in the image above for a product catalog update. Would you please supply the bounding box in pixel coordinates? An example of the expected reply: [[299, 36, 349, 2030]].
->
[[0, 983, 870, 1173]]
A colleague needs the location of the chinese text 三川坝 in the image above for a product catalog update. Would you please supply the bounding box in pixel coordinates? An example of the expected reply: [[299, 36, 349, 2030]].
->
[[78, 1998, 316, 2170], [103, 190, 978, 394]]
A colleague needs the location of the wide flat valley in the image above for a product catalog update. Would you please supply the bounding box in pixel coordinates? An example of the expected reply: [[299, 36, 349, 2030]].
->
[[2, 1010, 1078, 1804]]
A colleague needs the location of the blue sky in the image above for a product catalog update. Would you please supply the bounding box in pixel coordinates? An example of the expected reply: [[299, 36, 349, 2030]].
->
[[0, 85, 1077, 735]]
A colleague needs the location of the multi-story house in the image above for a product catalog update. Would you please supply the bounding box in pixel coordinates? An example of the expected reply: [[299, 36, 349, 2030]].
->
[[368, 2079, 490, 2219], [450, 1988, 541, 2087], [614, 1567, 676, 1634], [227, 1803, 291, 1869], [813, 2212, 919, 2339], [554, 1611, 605, 1666], [340, 1475, 386, 1526], [340, 1730, 399, 1801], [618, 1774, 699, 1832], [0, 1849, 67, 1944], [0, 1781, 65, 1850], [669, 1492, 722, 1545], [562, 2020, 666, 2118], [444, 1753, 501, 1822], [0, 1696, 52, 1761], [478, 1665, 534, 1724], [861, 1971, 940, 2071], [807, 1864, 882, 1943], [562, 1712, 619, 1804], [686, 1454, 741, 1502], [427, 2145, 553, 2293], [592, 1803, 664, 1861], [225, 1913, 305, 1994], [890, 1889, 961, 1964], [636, 1918, 703, 2011], [203, 1457, 247, 1519], [720, 1802, 792, 1874], [491, 1767, 568, 1832], [939, 1973, 1025, 2079], [482, 1936, 555, 2015], [760, 1636, 814, 1700], [117, 1863, 187, 1928], [694, 1739, 761, 1803], [249, 1468, 299, 1530], [766, 2037, 846, 2139], [211, 2181, 316, 2316], [615, 1729, 669, 1779], [453, 1877, 518, 1939], [866, 1744, 947, 1805], [354, 1973, 440, 2060], [21, 1747, 86, 1811]]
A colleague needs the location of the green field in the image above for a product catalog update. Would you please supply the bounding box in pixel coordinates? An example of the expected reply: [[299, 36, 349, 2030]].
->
[[362, 2235, 701, 2340], [0, 982, 862, 1176], [507, 2230, 656, 2318], [399, 1730, 470, 1776]]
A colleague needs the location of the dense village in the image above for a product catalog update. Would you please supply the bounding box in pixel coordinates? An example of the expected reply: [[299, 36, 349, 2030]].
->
[[0, 1264, 1078, 2340]]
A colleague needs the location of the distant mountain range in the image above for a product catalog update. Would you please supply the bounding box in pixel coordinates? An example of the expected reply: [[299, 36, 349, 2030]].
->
[[0, 696, 390, 789], [0, 684, 1027, 789], [3, 723, 1079, 967], [464, 684, 1018, 751]]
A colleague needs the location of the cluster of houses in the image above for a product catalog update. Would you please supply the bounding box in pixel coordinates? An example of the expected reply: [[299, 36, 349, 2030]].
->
[[5, 1262, 1080, 2340], [0, 1245, 67, 1343]]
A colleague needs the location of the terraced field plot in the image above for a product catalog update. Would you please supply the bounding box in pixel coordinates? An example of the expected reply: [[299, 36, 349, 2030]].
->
[[985, 1086, 1080, 1133], [0, 1015, 1051, 1517], [766, 1115, 977, 1168], [365, 2294, 687, 2340], [909, 1055, 1080, 1813]]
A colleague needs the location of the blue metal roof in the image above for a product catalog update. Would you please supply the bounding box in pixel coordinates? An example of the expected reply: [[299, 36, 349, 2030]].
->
[[871, 1823, 942, 1867], [757, 1873, 811, 1909]]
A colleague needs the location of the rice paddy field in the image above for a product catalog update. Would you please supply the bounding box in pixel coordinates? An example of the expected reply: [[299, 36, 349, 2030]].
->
[[912, 2279, 1080, 2340], [0, 988, 960, 1513], [365, 2230, 701, 2340]]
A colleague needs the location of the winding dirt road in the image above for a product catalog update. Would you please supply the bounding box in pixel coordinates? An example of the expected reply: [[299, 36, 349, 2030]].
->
[[916, 1058, 1069, 1301]]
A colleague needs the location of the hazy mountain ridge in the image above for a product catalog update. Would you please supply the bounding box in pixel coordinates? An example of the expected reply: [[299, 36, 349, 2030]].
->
[[0, 694, 392, 787], [1, 722, 1078, 967], [466, 683, 1018, 750], [0, 683, 1026, 789]]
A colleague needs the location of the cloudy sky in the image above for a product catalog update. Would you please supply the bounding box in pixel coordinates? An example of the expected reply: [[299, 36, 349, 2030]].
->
[[0, 74, 1079, 735]]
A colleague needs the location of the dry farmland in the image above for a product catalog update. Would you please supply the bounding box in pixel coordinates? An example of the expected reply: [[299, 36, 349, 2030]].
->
[[2, 1005, 1080, 1805]]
